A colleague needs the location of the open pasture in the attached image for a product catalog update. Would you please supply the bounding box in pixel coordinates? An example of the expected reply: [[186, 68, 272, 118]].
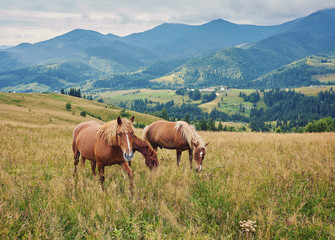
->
[[98, 89, 189, 106], [0, 102, 334, 239]]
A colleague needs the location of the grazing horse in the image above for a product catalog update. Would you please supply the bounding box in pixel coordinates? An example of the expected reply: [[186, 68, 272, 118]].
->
[[72, 117, 135, 191], [143, 120, 209, 172], [131, 135, 159, 169], [84, 134, 159, 173]]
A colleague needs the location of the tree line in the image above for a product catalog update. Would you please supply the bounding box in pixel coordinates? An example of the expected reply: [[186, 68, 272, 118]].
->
[[127, 88, 335, 132], [61, 88, 93, 100], [245, 88, 335, 132], [176, 88, 217, 103]]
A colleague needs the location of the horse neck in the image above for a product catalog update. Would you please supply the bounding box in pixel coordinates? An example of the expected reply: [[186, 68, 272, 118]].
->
[[133, 137, 152, 157], [177, 121, 204, 148]]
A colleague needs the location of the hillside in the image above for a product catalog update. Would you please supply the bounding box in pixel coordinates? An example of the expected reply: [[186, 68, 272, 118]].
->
[[253, 56, 335, 88], [0, 92, 161, 126], [160, 9, 335, 89], [0, 61, 105, 92]]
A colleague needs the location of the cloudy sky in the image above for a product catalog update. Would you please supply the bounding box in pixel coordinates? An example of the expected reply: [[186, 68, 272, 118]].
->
[[1, 0, 335, 46]]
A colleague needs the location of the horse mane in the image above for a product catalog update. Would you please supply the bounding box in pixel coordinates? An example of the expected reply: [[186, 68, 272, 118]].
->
[[97, 118, 134, 146], [175, 121, 205, 149]]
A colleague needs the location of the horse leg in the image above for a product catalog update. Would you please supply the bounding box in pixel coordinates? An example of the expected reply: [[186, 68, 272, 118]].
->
[[81, 156, 86, 168], [121, 162, 134, 195], [176, 150, 182, 166], [97, 163, 105, 191], [73, 150, 80, 177], [91, 161, 97, 176], [151, 143, 159, 151], [188, 148, 193, 169]]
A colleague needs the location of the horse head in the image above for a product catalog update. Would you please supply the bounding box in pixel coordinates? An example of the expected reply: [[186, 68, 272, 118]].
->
[[192, 141, 210, 172], [116, 116, 135, 162], [144, 147, 159, 170]]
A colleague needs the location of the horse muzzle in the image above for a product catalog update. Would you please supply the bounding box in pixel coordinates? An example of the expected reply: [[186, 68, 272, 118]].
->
[[123, 152, 134, 162], [196, 165, 202, 172]]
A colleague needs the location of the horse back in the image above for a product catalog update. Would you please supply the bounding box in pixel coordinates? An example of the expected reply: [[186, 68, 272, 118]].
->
[[73, 121, 101, 161], [145, 121, 188, 150]]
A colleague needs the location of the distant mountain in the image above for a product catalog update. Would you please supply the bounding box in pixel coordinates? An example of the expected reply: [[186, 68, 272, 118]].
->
[[1, 8, 335, 92], [0, 46, 12, 49], [121, 19, 297, 58], [93, 58, 189, 90], [0, 60, 103, 92], [0, 29, 158, 72], [167, 8, 335, 88]]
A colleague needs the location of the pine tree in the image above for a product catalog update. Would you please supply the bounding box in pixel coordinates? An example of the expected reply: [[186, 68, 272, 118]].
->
[[218, 122, 223, 131], [184, 113, 190, 123], [161, 108, 168, 120]]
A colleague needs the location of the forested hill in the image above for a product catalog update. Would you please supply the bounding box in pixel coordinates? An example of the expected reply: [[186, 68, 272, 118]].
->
[[169, 9, 335, 89], [1, 8, 335, 92]]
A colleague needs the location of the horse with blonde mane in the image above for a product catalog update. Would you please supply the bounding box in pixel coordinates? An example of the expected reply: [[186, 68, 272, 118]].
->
[[72, 117, 135, 191], [143, 120, 209, 172]]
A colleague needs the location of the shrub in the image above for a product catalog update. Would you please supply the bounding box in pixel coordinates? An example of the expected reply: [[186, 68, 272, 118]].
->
[[80, 111, 87, 117], [65, 102, 71, 111]]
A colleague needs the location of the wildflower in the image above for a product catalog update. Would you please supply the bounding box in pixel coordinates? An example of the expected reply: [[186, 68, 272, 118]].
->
[[239, 220, 257, 237]]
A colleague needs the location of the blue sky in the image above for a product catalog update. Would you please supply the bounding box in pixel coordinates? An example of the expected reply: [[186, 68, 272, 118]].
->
[[1, 0, 335, 46]]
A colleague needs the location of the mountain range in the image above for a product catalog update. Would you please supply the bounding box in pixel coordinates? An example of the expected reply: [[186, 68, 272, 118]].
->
[[1, 8, 335, 92]]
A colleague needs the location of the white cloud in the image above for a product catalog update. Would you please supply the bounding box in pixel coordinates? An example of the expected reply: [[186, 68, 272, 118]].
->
[[0, 0, 335, 45]]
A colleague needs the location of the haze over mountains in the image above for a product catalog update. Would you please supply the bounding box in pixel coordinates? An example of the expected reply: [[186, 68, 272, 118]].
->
[[1, 8, 335, 92]]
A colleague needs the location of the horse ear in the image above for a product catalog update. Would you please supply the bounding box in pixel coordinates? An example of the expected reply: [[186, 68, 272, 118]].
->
[[205, 141, 210, 147], [130, 116, 135, 122], [117, 116, 122, 125], [192, 141, 199, 148]]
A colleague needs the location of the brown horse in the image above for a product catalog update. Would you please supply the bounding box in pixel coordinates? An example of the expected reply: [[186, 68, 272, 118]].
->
[[72, 117, 135, 191], [131, 135, 159, 169], [85, 134, 159, 173], [143, 120, 209, 172]]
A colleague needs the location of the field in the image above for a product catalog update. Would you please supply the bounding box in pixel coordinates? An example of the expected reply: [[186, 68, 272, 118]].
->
[[314, 74, 335, 83], [97, 86, 335, 117], [0, 93, 161, 126], [0, 93, 334, 239], [98, 89, 189, 107]]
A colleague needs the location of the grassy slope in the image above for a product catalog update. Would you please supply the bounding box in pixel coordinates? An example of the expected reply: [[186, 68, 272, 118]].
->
[[98, 89, 191, 106], [0, 92, 334, 239], [0, 92, 161, 126]]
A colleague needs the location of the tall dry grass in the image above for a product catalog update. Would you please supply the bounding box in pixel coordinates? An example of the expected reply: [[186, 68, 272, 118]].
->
[[0, 121, 334, 239]]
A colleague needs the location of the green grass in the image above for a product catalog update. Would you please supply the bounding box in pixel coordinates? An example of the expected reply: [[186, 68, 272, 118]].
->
[[98, 89, 189, 106], [0, 123, 334, 239], [291, 85, 335, 96], [199, 89, 264, 116], [97, 86, 335, 118], [0, 93, 334, 238], [0, 92, 161, 126], [314, 73, 335, 83]]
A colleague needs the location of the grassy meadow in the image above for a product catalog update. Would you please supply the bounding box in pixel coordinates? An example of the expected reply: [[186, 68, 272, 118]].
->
[[1, 93, 335, 239], [97, 86, 335, 118]]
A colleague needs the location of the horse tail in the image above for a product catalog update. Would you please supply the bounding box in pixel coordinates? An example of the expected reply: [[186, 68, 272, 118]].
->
[[72, 128, 77, 153], [142, 125, 149, 140], [72, 126, 80, 160]]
